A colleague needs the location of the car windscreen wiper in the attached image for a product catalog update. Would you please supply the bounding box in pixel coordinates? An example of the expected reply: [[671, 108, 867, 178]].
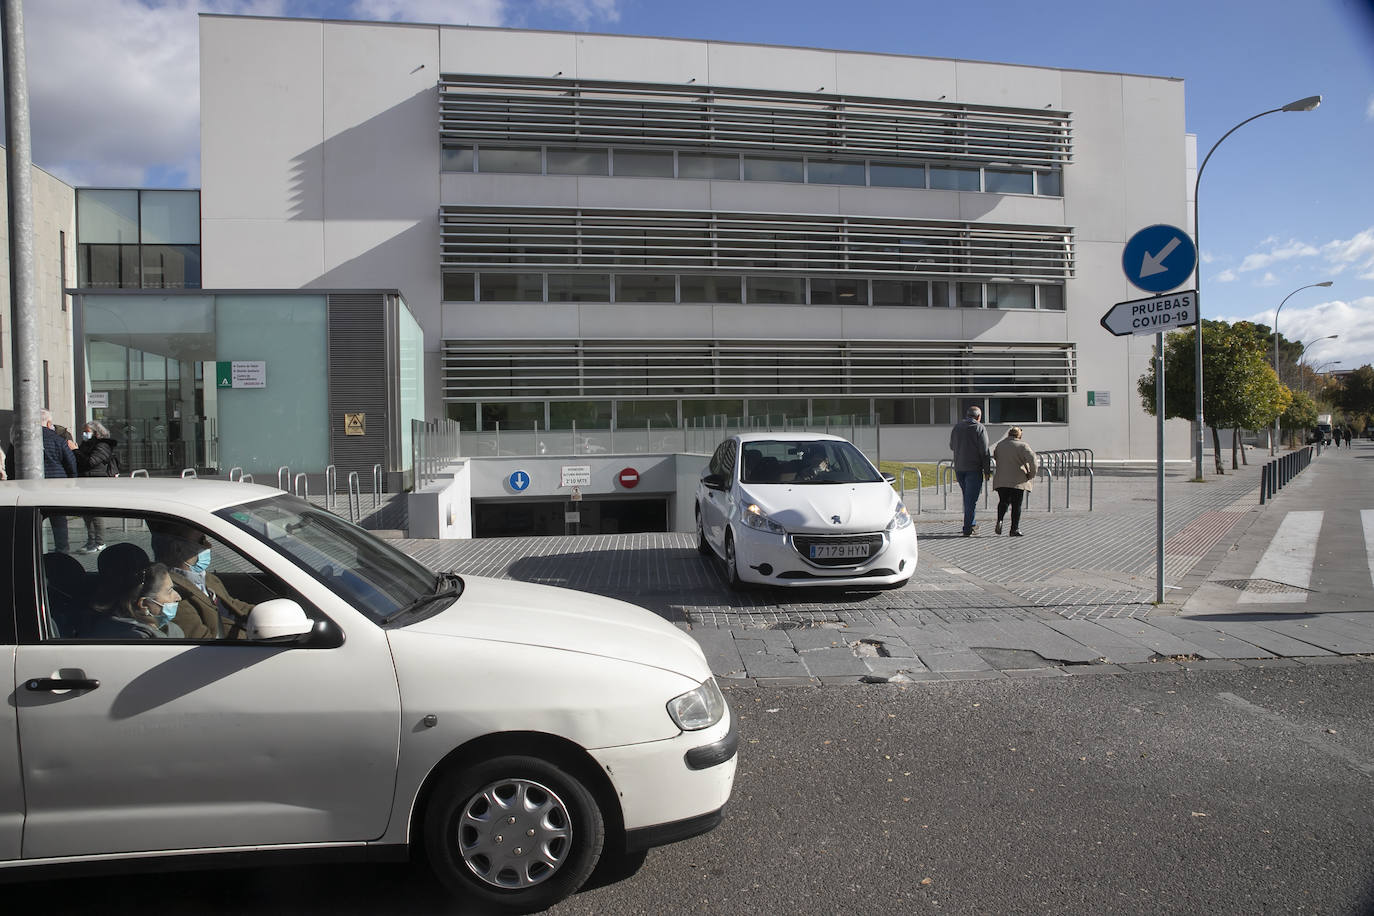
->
[[381, 572, 463, 625]]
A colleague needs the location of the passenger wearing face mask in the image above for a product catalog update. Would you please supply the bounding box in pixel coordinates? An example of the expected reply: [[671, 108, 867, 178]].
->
[[151, 523, 254, 639], [114, 563, 186, 638]]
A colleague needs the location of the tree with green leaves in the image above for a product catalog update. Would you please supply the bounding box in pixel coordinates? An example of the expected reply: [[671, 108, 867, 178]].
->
[[1324, 365, 1374, 421], [1281, 389, 1319, 445], [1137, 320, 1291, 474]]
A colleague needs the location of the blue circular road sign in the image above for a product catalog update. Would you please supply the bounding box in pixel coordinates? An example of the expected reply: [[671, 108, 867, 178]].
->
[[508, 470, 531, 491], [1123, 224, 1196, 294]]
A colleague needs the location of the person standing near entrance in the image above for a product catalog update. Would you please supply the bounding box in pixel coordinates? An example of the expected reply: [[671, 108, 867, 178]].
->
[[40, 409, 78, 551], [992, 426, 1038, 537], [949, 405, 991, 537], [75, 420, 120, 553]]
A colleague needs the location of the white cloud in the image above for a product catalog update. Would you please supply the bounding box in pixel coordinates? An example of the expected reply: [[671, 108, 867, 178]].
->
[[1237, 238, 1320, 273], [1258, 272, 1278, 286], [21, 0, 620, 187], [1367, 96, 1374, 121], [1223, 296, 1374, 373], [1323, 228, 1374, 279], [1215, 268, 1237, 283]]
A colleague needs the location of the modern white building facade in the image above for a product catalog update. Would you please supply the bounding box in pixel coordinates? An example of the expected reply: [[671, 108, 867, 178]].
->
[[200, 14, 1192, 462]]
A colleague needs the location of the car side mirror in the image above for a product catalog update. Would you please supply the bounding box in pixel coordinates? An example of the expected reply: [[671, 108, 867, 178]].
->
[[881, 472, 896, 484], [701, 473, 726, 490], [247, 598, 315, 642]]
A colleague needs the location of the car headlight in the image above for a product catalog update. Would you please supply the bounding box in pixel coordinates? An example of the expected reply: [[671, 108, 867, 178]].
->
[[887, 501, 912, 530], [742, 502, 786, 534], [667, 677, 727, 731]]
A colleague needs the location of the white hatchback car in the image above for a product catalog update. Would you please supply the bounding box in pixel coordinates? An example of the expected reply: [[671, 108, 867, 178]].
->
[[0, 479, 735, 914], [695, 433, 917, 589]]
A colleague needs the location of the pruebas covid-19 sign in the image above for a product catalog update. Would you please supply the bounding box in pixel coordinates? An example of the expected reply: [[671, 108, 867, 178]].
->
[[1098, 290, 1198, 337]]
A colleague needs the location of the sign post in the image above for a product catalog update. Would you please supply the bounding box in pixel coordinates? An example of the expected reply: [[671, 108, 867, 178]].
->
[[1111, 224, 1198, 605]]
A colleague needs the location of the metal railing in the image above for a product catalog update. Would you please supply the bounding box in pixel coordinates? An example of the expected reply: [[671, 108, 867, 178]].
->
[[895, 465, 923, 515], [347, 471, 362, 524], [1032, 448, 1094, 510]]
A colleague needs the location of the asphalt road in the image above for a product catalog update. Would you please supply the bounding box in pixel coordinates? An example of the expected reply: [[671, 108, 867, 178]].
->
[[8, 663, 1373, 915]]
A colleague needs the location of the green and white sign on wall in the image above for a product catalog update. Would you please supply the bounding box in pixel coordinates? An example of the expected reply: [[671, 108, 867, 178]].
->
[[215, 360, 267, 389], [1086, 390, 1110, 407]]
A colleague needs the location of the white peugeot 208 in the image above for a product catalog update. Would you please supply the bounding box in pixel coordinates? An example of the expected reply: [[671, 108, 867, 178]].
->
[[695, 433, 917, 589]]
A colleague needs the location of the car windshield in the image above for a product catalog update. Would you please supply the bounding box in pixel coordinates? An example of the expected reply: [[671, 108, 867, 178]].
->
[[218, 494, 453, 626], [739, 439, 883, 485]]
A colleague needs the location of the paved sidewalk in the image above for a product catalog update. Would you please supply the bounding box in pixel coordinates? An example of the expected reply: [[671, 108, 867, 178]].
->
[[396, 440, 1374, 684]]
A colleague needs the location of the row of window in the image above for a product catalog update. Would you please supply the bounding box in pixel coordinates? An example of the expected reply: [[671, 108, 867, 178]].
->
[[447, 396, 1069, 432], [443, 145, 1063, 196], [78, 243, 202, 290], [442, 272, 1065, 310]]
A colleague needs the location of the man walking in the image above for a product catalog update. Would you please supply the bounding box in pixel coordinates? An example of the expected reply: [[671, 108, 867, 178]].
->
[[950, 405, 991, 537]]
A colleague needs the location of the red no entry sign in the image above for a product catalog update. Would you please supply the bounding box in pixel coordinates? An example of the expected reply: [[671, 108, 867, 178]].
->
[[617, 467, 640, 489]]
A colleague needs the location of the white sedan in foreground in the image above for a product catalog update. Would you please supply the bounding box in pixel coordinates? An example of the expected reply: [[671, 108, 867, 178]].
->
[[696, 433, 917, 589], [0, 479, 736, 914]]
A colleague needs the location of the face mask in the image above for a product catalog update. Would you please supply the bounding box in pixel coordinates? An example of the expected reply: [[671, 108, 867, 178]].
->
[[159, 601, 179, 623], [192, 549, 211, 573], [81, 431, 92, 441]]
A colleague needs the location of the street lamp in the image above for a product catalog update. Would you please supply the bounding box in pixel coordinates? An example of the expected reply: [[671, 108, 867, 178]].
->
[[1271, 281, 1333, 453], [1192, 94, 1322, 477]]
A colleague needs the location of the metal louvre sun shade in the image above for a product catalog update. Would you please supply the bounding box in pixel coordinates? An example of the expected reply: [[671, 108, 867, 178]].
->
[[439, 208, 1073, 281], [441, 340, 1077, 399], [439, 75, 1072, 169]]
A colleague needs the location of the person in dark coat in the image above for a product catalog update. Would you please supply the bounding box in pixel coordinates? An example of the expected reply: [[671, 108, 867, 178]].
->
[[75, 420, 120, 553], [1344, 426, 1353, 447], [40, 409, 78, 552], [949, 405, 992, 537]]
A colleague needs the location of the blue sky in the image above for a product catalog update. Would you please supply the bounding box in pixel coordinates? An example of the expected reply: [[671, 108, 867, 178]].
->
[[21, 0, 1374, 373]]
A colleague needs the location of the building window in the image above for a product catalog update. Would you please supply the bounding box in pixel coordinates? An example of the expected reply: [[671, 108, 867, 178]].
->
[[548, 274, 609, 302], [809, 278, 868, 305], [611, 149, 674, 177], [443, 272, 476, 302], [680, 275, 742, 303], [1038, 285, 1065, 310], [442, 146, 475, 171], [987, 282, 1034, 310], [746, 276, 804, 304], [984, 169, 1034, 195], [1041, 396, 1068, 422], [478, 147, 542, 174], [930, 166, 981, 191], [615, 274, 675, 303], [479, 273, 543, 301], [1036, 170, 1063, 196], [872, 279, 928, 307], [869, 162, 926, 189], [743, 157, 804, 183], [807, 159, 865, 186], [678, 153, 740, 180], [957, 282, 984, 309], [988, 397, 1038, 423], [547, 148, 608, 175]]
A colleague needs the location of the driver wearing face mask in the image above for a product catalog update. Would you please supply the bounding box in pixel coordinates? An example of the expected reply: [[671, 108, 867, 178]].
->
[[151, 523, 254, 639]]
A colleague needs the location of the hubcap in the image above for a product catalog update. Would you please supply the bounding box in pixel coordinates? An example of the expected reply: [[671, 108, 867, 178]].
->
[[457, 777, 572, 889]]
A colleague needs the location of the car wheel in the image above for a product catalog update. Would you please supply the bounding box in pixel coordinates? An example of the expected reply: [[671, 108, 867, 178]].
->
[[695, 506, 713, 557], [724, 531, 745, 590], [424, 755, 605, 915]]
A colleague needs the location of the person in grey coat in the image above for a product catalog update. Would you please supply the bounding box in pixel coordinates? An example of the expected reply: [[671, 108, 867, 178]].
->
[[949, 405, 991, 536], [40, 409, 78, 552], [992, 427, 1038, 537]]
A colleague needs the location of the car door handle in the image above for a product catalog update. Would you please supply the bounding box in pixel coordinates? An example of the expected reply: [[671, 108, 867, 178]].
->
[[25, 677, 100, 692]]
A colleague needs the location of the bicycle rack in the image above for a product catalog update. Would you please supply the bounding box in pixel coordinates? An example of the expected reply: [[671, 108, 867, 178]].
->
[[294, 473, 309, 500], [240, 472, 254, 484], [372, 464, 383, 509], [130, 469, 149, 478], [228, 467, 243, 482], [180, 468, 197, 478], [347, 471, 361, 524], [277, 466, 290, 492], [897, 465, 923, 516], [325, 465, 337, 510]]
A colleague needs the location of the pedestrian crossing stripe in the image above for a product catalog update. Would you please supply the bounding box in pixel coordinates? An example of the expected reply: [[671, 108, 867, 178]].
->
[[1239, 511, 1323, 604]]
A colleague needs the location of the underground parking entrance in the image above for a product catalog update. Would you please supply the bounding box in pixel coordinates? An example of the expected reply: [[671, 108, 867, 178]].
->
[[473, 496, 671, 537]]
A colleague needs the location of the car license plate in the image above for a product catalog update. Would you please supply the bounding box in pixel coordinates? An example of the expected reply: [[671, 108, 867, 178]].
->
[[810, 543, 869, 559]]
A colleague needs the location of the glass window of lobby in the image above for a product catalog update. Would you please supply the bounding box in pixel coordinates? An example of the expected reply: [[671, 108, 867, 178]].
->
[[77, 189, 201, 289]]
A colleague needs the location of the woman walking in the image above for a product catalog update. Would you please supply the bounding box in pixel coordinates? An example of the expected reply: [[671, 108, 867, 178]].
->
[[992, 427, 1038, 537], [74, 420, 120, 553]]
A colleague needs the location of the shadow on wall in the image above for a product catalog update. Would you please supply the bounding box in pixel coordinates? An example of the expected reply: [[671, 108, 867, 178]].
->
[[287, 88, 437, 222]]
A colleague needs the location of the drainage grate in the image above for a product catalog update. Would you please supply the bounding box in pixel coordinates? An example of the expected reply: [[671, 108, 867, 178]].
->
[[1212, 578, 1312, 594]]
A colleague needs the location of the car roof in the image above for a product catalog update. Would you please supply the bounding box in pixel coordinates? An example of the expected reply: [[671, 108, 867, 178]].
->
[[0, 478, 284, 513], [733, 432, 848, 444]]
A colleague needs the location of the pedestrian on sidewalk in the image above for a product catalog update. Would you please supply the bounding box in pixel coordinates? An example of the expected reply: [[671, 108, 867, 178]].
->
[[74, 420, 120, 554], [1344, 426, 1353, 447], [949, 405, 991, 536], [992, 427, 1038, 537], [39, 409, 77, 552]]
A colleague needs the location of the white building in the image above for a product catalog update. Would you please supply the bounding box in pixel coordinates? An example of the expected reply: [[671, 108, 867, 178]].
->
[[199, 14, 1191, 464]]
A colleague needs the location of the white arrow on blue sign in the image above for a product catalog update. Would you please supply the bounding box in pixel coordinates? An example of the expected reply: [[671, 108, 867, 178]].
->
[[1122, 224, 1196, 294], [508, 470, 530, 492]]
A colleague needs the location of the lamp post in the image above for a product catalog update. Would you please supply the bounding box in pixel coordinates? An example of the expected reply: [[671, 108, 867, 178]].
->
[[1271, 281, 1333, 453], [1192, 94, 1322, 478]]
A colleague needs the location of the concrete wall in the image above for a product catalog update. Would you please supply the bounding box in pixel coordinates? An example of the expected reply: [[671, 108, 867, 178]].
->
[[0, 150, 76, 428], [200, 16, 1193, 461]]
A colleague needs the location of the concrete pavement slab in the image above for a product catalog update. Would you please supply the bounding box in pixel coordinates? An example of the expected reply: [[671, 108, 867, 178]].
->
[[798, 648, 873, 677], [919, 649, 995, 672], [1196, 621, 1336, 657], [1092, 618, 1224, 659], [741, 654, 810, 678]]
